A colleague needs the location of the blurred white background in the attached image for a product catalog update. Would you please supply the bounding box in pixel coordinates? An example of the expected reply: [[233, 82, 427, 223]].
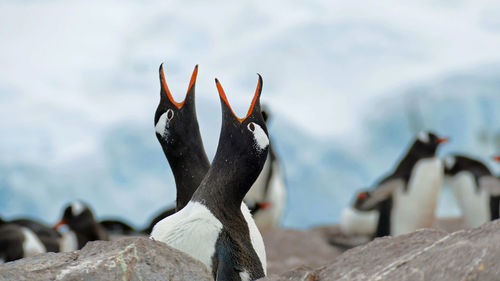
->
[[1, 0, 500, 228]]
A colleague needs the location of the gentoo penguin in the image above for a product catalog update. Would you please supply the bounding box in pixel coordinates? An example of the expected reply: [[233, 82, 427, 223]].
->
[[350, 131, 448, 237], [54, 201, 109, 250], [151, 75, 268, 280], [154, 63, 210, 212], [8, 218, 61, 252], [243, 108, 286, 229], [0, 223, 46, 263], [444, 155, 500, 227]]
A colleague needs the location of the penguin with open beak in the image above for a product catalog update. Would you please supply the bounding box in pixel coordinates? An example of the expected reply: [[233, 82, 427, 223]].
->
[[151, 74, 268, 281]]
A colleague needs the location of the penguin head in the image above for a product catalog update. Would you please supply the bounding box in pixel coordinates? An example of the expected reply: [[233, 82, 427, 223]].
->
[[412, 131, 448, 157], [154, 63, 200, 155], [213, 75, 269, 189], [55, 201, 96, 232]]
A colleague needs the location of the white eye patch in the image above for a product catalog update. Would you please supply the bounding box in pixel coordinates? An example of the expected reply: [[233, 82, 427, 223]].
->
[[444, 156, 456, 169], [418, 131, 429, 143], [71, 201, 85, 217], [155, 109, 174, 138], [247, 122, 269, 151]]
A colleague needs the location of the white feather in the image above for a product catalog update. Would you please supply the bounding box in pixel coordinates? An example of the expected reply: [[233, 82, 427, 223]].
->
[[250, 123, 269, 151], [59, 228, 78, 252], [151, 201, 222, 270], [449, 171, 490, 228], [240, 203, 267, 274], [391, 157, 443, 235], [151, 201, 267, 275], [251, 157, 286, 229], [71, 201, 85, 217], [340, 206, 378, 236], [418, 131, 429, 143], [21, 227, 46, 257], [239, 270, 251, 281], [155, 112, 169, 138]]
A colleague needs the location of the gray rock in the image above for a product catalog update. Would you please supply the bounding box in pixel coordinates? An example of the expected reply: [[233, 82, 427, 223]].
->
[[261, 227, 341, 275], [261, 220, 500, 281], [0, 237, 212, 281]]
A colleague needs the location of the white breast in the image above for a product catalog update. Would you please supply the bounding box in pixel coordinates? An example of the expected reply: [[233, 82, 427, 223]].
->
[[392, 157, 443, 236], [241, 203, 267, 274], [246, 155, 287, 229], [340, 206, 378, 236], [449, 171, 489, 228], [150, 201, 222, 270], [59, 228, 78, 252], [21, 227, 46, 257]]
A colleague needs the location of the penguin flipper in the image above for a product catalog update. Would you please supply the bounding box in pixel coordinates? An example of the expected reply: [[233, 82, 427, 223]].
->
[[481, 176, 500, 196], [356, 179, 403, 211]]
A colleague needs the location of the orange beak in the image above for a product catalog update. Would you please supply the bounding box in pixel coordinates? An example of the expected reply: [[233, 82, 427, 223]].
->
[[493, 155, 500, 162], [437, 137, 449, 144], [53, 219, 67, 230], [257, 202, 271, 210], [357, 191, 368, 200]]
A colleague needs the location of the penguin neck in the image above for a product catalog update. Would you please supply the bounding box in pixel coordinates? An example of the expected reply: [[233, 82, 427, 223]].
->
[[192, 152, 265, 212], [393, 147, 435, 180], [162, 136, 210, 211]]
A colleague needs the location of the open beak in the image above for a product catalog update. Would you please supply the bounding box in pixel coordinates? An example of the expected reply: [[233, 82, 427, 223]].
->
[[53, 219, 67, 230], [215, 74, 262, 123], [160, 63, 198, 109], [493, 155, 500, 162], [437, 137, 449, 144]]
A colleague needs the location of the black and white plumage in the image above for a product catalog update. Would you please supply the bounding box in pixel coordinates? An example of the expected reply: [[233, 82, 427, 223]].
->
[[0, 222, 47, 263], [154, 63, 210, 212], [54, 201, 109, 250], [342, 131, 448, 237], [444, 155, 500, 227], [151, 75, 268, 281]]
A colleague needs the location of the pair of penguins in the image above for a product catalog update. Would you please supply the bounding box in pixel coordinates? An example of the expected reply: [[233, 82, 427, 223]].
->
[[341, 131, 449, 238], [148, 64, 274, 281], [0, 201, 110, 263]]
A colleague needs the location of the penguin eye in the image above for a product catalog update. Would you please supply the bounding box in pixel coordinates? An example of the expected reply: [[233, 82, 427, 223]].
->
[[248, 122, 255, 132], [167, 109, 174, 120]]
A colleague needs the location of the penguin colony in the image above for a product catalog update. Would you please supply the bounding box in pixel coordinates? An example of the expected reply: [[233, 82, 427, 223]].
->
[[1, 63, 499, 279]]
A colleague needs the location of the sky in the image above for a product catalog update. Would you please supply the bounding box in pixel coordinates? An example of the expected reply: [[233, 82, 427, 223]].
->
[[1, 0, 500, 227]]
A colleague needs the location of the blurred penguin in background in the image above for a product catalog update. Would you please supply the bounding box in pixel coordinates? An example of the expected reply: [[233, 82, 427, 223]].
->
[[340, 131, 448, 237], [244, 107, 287, 229], [444, 155, 500, 228], [0, 221, 47, 263], [54, 201, 109, 251]]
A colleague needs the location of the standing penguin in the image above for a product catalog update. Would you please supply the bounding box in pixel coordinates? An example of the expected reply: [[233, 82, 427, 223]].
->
[[244, 109, 286, 229], [151, 75, 268, 280], [350, 131, 448, 236], [54, 201, 109, 250], [444, 155, 500, 227]]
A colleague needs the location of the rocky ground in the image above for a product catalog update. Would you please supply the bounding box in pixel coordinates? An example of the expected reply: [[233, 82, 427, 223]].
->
[[1, 217, 498, 281]]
